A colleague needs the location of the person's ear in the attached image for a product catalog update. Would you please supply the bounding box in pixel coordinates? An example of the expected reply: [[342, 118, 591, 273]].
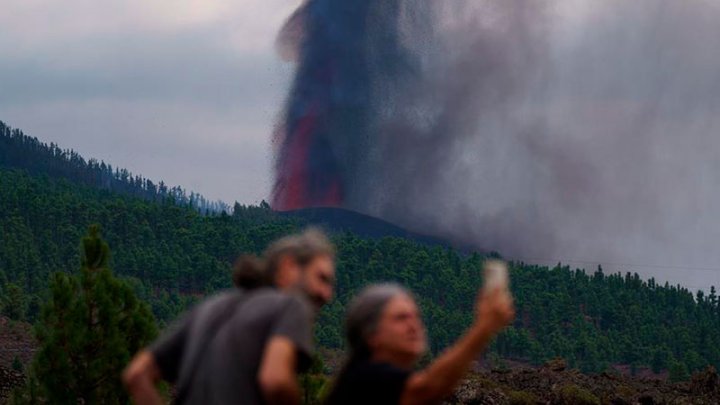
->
[[275, 255, 300, 288]]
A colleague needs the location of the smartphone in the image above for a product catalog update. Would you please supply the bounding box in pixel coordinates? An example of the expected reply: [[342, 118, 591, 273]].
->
[[483, 259, 509, 292]]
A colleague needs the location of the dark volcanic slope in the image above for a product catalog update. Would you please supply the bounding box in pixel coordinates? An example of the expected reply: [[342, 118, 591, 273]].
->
[[451, 361, 720, 405], [277, 207, 450, 248]]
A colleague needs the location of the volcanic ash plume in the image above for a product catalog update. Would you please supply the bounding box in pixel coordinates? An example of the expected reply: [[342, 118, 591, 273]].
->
[[273, 1, 379, 210], [272, 0, 544, 214], [272, 0, 720, 289]]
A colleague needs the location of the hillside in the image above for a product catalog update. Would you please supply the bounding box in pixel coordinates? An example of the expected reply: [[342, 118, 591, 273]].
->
[[1, 122, 719, 379], [3, 329, 718, 404], [450, 360, 720, 404], [279, 207, 450, 247], [0, 121, 229, 214]]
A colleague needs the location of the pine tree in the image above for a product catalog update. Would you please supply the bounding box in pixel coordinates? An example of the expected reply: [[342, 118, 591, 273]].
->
[[12, 356, 23, 373], [21, 225, 158, 404], [669, 359, 690, 382], [1, 283, 27, 321], [301, 354, 328, 405]]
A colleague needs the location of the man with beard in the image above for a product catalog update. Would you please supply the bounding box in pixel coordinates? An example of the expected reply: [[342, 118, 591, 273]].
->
[[123, 229, 336, 405]]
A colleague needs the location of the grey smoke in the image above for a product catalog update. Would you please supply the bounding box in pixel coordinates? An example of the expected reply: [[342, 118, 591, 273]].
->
[[342, 0, 720, 290]]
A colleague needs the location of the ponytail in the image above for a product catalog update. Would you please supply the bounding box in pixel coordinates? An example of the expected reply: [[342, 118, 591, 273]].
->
[[232, 255, 269, 290], [232, 227, 334, 290]]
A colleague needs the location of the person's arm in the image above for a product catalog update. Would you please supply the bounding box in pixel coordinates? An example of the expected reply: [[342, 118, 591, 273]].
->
[[259, 295, 315, 405], [123, 351, 164, 405], [124, 305, 194, 403], [400, 288, 515, 405], [258, 336, 301, 405]]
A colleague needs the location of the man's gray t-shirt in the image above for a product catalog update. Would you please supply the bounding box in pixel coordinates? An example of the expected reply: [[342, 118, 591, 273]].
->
[[150, 288, 315, 404]]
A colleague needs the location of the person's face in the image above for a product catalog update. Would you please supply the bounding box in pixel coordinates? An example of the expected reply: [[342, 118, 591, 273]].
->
[[299, 254, 335, 309], [369, 294, 427, 365]]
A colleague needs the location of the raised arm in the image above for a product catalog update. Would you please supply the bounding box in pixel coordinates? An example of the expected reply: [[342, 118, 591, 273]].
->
[[123, 351, 164, 405], [401, 288, 515, 405]]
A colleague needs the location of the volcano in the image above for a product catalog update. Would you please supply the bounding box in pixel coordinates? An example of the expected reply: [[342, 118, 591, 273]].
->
[[277, 207, 450, 248]]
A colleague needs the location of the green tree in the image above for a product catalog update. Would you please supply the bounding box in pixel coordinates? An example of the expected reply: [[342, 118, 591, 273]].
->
[[12, 356, 23, 373], [651, 346, 672, 374], [1, 283, 27, 321], [301, 354, 329, 405], [3, 142, 720, 377], [22, 225, 157, 404], [669, 359, 690, 382]]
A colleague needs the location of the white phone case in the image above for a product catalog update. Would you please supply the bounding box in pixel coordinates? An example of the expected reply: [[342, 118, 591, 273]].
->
[[483, 260, 509, 292]]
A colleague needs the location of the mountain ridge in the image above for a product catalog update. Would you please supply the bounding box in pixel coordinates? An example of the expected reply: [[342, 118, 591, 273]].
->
[[278, 207, 452, 248], [1, 120, 719, 379]]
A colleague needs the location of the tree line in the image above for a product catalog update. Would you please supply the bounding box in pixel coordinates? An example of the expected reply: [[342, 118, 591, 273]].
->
[[0, 121, 230, 214], [1, 167, 719, 378]]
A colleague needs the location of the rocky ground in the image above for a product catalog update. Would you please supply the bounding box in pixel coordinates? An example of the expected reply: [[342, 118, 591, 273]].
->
[[0, 318, 35, 370], [2, 325, 718, 405], [0, 318, 33, 404], [0, 367, 24, 404], [448, 359, 720, 405]]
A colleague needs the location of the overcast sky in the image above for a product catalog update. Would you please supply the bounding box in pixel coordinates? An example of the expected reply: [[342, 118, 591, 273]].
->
[[4, 1, 720, 291], [1, 0, 307, 204], [1, 0, 595, 205], [0, 0, 598, 205]]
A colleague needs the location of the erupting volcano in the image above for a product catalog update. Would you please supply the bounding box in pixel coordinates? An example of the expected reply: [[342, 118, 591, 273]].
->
[[270, 0, 720, 291], [271, 0, 399, 211]]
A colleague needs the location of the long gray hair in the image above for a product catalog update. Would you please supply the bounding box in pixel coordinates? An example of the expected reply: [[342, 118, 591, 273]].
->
[[344, 283, 412, 363]]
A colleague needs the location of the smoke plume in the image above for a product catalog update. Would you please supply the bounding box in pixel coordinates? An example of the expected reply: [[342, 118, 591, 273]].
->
[[273, 0, 720, 289]]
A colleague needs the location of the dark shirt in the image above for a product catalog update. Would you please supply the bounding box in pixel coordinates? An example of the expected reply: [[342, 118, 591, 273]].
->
[[324, 361, 412, 405], [150, 288, 314, 405]]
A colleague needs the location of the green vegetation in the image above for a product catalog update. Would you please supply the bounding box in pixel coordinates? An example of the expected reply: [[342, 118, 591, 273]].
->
[[557, 384, 601, 405], [508, 390, 539, 405], [0, 121, 229, 214], [1, 283, 27, 321], [13, 226, 157, 404], [11, 357, 23, 373], [669, 360, 690, 383], [300, 355, 329, 405], [1, 121, 720, 380]]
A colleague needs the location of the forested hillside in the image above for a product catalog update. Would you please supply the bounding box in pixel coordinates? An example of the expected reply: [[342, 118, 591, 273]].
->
[[1, 168, 719, 377], [1, 120, 719, 378], [0, 121, 229, 214]]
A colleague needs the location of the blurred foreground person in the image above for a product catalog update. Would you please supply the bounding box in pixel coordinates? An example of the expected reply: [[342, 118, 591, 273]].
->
[[123, 229, 335, 405], [325, 282, 514, 405]]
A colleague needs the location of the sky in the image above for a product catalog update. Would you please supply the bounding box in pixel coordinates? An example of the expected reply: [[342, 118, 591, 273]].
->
[[0, 0, 591, 205], [1, 0, 302, 205], [2, 0, 720, 292]]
